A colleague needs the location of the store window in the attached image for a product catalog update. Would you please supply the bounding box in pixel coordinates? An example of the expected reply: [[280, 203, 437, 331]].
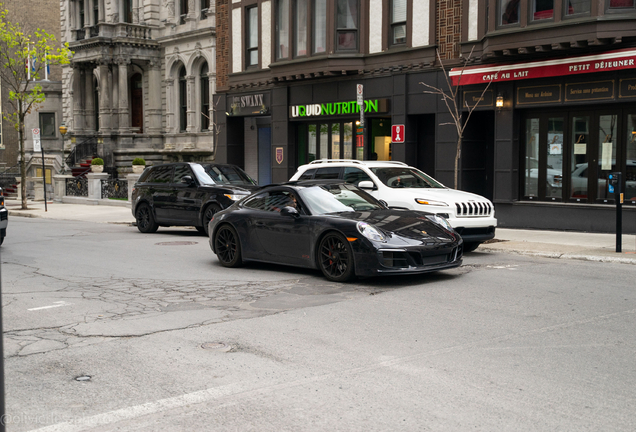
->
[[523, 110, 635, 205], [532, 0, 554, 20], [500, 0, 520, 25], [390, 0, 407, 45], [313, 0, 327, 53], [39, 113, 56, 138], [336, 0, 358, 51], [276, 0, 289, 59], [565, 0, 590, 16], [295, 0, 308, 56], [299, 121, 359, 164], [246, 6, 259, 67]]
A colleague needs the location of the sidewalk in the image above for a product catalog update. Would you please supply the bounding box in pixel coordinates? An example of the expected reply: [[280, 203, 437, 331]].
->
[[6, 198, 636, 265]]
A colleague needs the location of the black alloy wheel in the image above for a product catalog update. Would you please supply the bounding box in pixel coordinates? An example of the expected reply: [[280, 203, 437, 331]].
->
[[136, 203, 158, 233], [318, 233, 355, 282], [214, 225, 242, 267], [201, 203, 222, 236]]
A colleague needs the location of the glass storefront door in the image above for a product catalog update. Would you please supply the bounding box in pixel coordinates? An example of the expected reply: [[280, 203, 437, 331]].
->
[[298, 121, 358, 164], [523, 108, 635, 205]]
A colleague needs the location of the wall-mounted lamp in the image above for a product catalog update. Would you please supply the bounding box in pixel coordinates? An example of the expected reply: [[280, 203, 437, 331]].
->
[[58, 122, 68, 174], [496, 92, 505, 110]]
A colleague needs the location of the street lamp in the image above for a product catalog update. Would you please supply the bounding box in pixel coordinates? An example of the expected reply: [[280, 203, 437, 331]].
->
[[58, 122, 68, 174]]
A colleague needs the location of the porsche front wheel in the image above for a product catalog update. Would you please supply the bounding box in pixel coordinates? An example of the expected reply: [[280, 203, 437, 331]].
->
[[318, 233, 355, 282], [214, 225, 242, 267]]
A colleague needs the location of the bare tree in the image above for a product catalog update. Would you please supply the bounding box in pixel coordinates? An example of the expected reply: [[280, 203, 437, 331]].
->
[[421, 47, 494, 189], [0, 5, 72, 209]]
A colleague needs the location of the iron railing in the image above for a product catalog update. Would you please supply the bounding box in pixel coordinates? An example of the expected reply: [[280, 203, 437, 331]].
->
[[66, 137, 98, 169], [66, 177, 88, 197], [101, 179, 128, 199]]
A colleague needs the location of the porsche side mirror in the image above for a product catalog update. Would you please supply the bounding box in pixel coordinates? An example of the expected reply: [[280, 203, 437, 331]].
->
[[379, 199, 389, 209], [181, 176, 195, 185], [280, 206, 300, 218], [358, 180, 376, 190]]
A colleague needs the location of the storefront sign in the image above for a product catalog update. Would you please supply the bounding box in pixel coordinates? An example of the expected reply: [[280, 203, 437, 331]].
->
[[565, 80, 614, 102], [228, 92, 270, 116], [449, 48, 636, 86], [275, 147, 284, 164], [463, 90, 493, 108], [289, 99, 390, 119], [517, 84, 562, 105], [618, 78, 636, 98]]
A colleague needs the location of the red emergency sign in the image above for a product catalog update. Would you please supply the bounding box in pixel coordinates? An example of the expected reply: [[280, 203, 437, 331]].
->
[[391, 124, 405, 143]]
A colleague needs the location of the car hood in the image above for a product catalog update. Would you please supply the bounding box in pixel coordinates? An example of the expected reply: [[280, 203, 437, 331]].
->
[[385, 187, 493, 204], [198, 184, 256, 194], [327, 209, 459, 243]]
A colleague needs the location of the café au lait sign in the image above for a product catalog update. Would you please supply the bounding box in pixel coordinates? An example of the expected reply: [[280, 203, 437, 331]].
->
[[450, 48, 636, 86]]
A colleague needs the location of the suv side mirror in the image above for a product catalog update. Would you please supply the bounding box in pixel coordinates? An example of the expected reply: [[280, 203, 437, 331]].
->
[[181, 175, 195, 185], [358, 180, 376, 190], [280, 206, 300, 218]]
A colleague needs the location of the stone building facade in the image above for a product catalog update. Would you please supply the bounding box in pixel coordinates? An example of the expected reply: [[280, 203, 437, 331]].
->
[[60, 0, 217, 176]]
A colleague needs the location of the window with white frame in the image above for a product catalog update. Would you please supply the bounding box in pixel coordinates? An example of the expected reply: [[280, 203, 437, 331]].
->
[[313, 0, 327, 53], [336, 0, 358, 51], [246, 6, 259, 67], [390, 0, 407, 46], [276, 0, 290, 59]]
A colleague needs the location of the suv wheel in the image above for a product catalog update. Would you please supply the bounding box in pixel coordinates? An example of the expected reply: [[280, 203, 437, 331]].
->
[[136, 203, 158, 233]]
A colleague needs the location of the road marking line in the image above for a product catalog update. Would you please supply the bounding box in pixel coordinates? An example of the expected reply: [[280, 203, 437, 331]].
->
[[28, 301, 72, 311]]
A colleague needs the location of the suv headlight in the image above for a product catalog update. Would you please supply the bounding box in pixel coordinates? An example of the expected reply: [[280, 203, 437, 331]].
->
[[426, 214, 453, 232], [415, 198, 448, 207], [357, 221, 386, 242], [224, 194, 248, 201]]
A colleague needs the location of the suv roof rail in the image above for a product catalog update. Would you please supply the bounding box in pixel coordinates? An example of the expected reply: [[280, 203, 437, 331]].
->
[[308, 159, 363, 165]]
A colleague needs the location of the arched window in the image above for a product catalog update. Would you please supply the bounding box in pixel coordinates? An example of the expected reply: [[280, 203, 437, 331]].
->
[[179, 66, 187, 132], [200, 62, 209, 131]]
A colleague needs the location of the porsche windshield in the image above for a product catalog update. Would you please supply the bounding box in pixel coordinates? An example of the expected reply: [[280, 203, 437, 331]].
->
[[370, 167, 445, 188], [300, 184, 383, 215]]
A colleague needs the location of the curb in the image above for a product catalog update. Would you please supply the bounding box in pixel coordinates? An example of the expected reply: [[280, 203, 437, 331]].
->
[[479, 246, 636, 265]]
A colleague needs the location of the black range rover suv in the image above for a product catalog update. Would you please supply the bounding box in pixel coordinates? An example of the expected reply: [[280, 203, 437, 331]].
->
[[132, 162, 258, 235]]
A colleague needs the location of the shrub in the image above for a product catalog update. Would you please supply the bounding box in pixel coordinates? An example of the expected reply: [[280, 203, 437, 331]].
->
[[132, 157, 146, 166], [91, 158, 104, 165]]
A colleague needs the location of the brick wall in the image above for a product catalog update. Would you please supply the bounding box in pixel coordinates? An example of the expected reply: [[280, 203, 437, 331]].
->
[[436, 0, 462, 60], [216, 0, 230, 91]]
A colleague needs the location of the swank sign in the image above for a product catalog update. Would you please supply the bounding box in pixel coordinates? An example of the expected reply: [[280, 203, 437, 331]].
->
[[449, 48, 636, 86]]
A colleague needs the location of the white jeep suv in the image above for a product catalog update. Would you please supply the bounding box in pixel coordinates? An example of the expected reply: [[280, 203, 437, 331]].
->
[[290, 160, 497, 252]]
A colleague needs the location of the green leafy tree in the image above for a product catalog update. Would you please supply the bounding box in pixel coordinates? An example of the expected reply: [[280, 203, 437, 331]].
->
[[0, 5, 72, 209]]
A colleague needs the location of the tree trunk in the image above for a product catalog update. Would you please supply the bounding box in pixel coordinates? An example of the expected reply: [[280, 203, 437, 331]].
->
[[18, 106, 27, 210], [454, 136, 462, 190]]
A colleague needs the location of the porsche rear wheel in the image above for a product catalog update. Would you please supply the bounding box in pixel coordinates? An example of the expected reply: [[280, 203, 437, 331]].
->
[[136, 203, 158, 233], [318, 233, 355, 282], [214, 225, 242, 267]]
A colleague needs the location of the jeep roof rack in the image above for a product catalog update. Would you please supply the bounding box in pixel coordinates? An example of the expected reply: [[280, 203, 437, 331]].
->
[[307, 159, 408, 166]]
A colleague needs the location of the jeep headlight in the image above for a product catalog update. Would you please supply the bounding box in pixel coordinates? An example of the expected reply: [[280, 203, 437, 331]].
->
[[415, 198, 448, 207], [357, 221, 386, 242], [426, 214, 453, 232], [224, 194, 248, 201]]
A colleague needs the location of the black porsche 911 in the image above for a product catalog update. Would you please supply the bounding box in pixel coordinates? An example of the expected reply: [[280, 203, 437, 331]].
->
[[208, 182, 463, 282]]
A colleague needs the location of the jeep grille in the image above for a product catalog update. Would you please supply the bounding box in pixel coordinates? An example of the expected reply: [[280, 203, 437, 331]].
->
[[455, 201, 493, 217]]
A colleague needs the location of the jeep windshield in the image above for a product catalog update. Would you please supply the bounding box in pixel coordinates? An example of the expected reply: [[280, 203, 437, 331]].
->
[[370, 167, 445, 189]]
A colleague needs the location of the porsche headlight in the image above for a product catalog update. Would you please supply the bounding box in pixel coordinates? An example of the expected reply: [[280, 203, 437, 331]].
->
[[224, 194, 248, 201], [357, 221, 386, 242], [415, 198, 449, 207], [426, 214, 453, 232]]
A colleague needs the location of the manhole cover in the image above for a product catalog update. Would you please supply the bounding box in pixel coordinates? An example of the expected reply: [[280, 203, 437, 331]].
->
[[201, 342, 231, 352], [155, 241, 198, 246]]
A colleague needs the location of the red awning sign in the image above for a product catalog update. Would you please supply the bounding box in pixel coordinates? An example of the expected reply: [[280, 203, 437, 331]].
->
[[449, 48, 636, 86]]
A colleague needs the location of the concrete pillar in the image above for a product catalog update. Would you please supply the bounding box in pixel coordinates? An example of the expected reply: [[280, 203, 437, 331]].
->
[[117, 58, 129, 131], [112, 65, 119, 130], [73, 66, 84, 131], [87, 0, 94, 26], [87, 172, 109, 200], [85, 66, 95, 131], [98, 0, 105, 22], [148, 60, 162, 134], [186, 75, 195, 133], [127, 173, 141, 202], [32, 177, 45, 201], [119, 0, 125, 22], [133, 0, 139, 23], [208, 72, 216, 136], [99, 61, 111, 131], [53, 174, 73, 202]]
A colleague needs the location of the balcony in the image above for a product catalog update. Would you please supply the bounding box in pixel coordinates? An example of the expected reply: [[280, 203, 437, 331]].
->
[[71, 23, 153, 45]]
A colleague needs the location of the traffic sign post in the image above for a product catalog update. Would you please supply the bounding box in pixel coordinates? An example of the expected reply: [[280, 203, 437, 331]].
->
[[32, 128, 47, 211]]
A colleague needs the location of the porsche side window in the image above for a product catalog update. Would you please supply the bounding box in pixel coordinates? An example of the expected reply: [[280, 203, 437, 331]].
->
[[298, 169, 316, 180], [343, 167, 371, 185], [243, 192, 270, 211], [265, 191, 298, 212]]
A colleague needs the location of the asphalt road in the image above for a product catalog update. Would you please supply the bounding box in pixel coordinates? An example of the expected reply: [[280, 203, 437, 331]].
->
[[2, 218, 635, 431]]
